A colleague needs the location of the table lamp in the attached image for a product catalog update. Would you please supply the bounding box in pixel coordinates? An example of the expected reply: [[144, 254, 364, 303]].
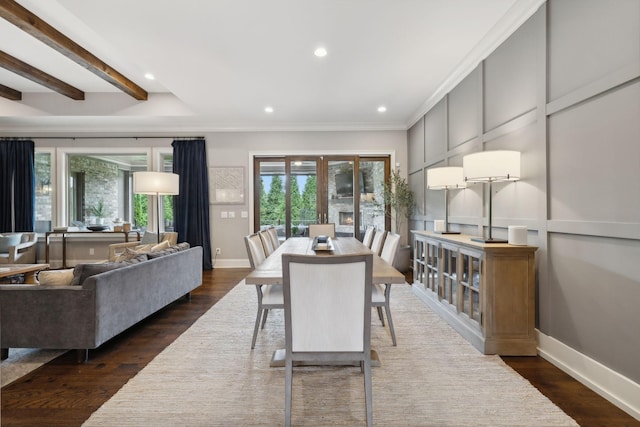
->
[[463, 150, 520, 243], [426, 166, 466, 234], [133, 171, 180, 243]]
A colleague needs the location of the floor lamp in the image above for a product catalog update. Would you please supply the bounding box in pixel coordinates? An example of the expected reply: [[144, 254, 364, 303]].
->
[[463, 150, 520, 243], [133, 171, 180, 243], [426, 166, 466, 234]]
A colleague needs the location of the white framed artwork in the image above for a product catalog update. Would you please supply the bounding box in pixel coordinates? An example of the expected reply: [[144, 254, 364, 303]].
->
[[209, 166, 245, 204]]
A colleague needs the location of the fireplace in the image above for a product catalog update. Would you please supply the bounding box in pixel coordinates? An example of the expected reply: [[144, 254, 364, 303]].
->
[[339, 211, 354, 226]]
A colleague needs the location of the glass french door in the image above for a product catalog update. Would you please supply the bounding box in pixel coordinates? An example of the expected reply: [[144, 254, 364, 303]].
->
[[254, 155, 389, 240]]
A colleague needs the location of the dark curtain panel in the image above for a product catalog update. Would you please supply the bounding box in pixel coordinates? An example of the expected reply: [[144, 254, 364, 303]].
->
[[0, 140, 35, 232], [172, 139, 213, 270]]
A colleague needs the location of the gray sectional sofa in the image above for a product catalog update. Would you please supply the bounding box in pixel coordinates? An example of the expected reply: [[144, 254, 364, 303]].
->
[[0, 245, 203, 362]]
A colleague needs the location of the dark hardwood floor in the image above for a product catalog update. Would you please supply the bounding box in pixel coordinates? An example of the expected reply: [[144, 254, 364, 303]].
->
[[1, 268, 638, 426]]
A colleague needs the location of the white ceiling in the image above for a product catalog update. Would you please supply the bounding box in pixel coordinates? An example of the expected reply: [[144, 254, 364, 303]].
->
[[0, 0, 543, 134]]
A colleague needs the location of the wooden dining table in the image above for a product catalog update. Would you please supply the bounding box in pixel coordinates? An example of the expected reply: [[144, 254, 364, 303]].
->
[[244, 236, 406, 286], [245, 236, 406, 367]]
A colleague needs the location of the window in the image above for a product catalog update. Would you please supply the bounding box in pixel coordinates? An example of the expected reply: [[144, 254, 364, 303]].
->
[[34, 152, 52, 232], [66, 153, 147, 229]]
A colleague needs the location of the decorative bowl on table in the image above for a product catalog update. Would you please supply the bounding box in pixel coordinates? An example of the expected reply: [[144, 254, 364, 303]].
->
[[87, 225, 109, 232]]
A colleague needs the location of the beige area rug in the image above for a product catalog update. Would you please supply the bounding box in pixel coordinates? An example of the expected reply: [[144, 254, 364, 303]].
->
[[84, 281, 578, 427], [1, 348, 65, 387]]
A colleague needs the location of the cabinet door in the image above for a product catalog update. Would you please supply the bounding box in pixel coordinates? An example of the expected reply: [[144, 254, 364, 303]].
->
[[440, 243, 457, 305], [458, 248, 482, 326]]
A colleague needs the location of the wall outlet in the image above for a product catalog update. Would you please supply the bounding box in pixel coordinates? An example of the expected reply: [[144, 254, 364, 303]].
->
[[89, 248, 95, 255], [215, 248, 221, 255]]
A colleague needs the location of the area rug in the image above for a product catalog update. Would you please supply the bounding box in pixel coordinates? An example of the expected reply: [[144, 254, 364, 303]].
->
[[1, 348, 65, 387], [83, 281, 578, 426]]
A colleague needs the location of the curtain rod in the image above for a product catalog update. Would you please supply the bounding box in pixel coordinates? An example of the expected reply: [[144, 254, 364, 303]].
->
[[1, 136, 205, 140]]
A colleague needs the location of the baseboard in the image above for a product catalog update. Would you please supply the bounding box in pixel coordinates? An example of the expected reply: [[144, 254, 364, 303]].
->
[[212, 258, 250, 268], [537, 330, 640, 421]]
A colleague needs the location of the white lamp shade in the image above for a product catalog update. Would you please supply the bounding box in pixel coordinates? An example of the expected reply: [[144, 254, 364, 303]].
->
[[463, 150, 521, 182], [427, 167, 466, 190], [133, 171, 180, 195]]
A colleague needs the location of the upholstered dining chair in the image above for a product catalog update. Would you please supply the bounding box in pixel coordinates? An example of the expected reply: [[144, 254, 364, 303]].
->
[[362, 226, 375, 248], [259, 229, 276, 256], [244, 232, 284, 349], [373, 232, 401, 346], [282, 253, 373, 427], [266, 226, 280, 249], [369, 229, 387, 256], [308, 223, 336, 238]]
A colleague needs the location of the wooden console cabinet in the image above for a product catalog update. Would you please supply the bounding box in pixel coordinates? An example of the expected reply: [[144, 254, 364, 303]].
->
[[412, 231, 537, 355]]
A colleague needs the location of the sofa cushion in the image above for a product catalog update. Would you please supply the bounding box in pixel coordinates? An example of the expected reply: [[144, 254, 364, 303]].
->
[[147, 246, 180, 259], [123, 253, 148, 264], [70, 262, 127, 286], [0, 234, 22, 253], [37, 269, 75, 286]]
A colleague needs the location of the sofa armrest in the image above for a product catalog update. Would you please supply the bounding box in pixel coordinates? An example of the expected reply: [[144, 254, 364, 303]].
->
[[0, 285, 95, 349]]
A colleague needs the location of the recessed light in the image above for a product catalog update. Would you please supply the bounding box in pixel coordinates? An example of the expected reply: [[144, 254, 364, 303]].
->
[[264, 106, 274, 113], [314, 47, 328, 57], [377, 105, 387, 113], [144, 73, 155, 80]]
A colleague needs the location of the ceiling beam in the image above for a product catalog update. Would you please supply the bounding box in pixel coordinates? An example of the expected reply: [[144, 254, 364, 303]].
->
[[0, 50, 84, 100], [0, 0, 148, 100], [0, 82, 21, 100]]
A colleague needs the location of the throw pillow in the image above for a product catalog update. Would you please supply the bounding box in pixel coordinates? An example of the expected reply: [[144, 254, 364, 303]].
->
[[0, 234, 22, 253], [121, 253, 148, 264], [151, 240, 171, 252], [134, 244, 155, 253], [37, 269, 74, 286], [176, 242, 191, 251], [139, 232, 158, 245], [70, 262, 127, 286], [115, 247, 143, 262]]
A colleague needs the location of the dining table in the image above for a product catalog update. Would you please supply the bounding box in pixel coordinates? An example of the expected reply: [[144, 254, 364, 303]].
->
[[245, 236, 406, 367], [244, 236, 406, 286]]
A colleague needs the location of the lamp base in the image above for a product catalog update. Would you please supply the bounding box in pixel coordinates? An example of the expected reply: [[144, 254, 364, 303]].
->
[[471, 237, 508, 244], [435, 231, 461, 235]]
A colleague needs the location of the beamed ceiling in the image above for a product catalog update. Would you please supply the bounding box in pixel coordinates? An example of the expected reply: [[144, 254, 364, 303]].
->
[[0, 0, 544, 134]]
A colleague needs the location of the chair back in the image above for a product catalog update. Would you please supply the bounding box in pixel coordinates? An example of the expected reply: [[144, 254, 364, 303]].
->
[[308, 223, 336, 238], [370, 230, 387, 256], [161, 232, 178, 245], [380, 232, 401, 265], [283, 253, 372, 353], [259, 230, 276, 256], [244, 233, 267, 269], [362, 226, 375, 248], [267, 226, 280, 248]]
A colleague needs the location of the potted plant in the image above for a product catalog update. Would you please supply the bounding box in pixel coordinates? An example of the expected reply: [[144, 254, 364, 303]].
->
[[89, 199, 106, 225], [381, 170, 416, 273]]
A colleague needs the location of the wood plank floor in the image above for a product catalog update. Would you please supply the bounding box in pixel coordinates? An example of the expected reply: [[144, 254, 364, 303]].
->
[[1, 268, 638, 426]]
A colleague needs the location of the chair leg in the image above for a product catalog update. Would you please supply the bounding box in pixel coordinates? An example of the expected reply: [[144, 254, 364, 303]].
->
[[285, 359, 293, 427], [376, 306, 385, 326], [251, 307, 263, 349], [363, 357, 373, 427], [384, 303, 397, 346], [261, 308, 269, 329]]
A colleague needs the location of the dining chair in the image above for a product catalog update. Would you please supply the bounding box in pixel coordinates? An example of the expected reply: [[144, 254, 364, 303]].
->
[[369, 229, 387, 256], [308, 223, 336, 238], [259, 229, 276, 256], [282, 253, 373, 427], [266, 226, 281, 249], [244, 233, 284, 349], [373, 232, 401, 346], [362, 225, 375, 248]]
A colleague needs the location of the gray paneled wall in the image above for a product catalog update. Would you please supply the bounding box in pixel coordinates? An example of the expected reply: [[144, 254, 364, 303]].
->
[[408, 0, 640, 389]]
